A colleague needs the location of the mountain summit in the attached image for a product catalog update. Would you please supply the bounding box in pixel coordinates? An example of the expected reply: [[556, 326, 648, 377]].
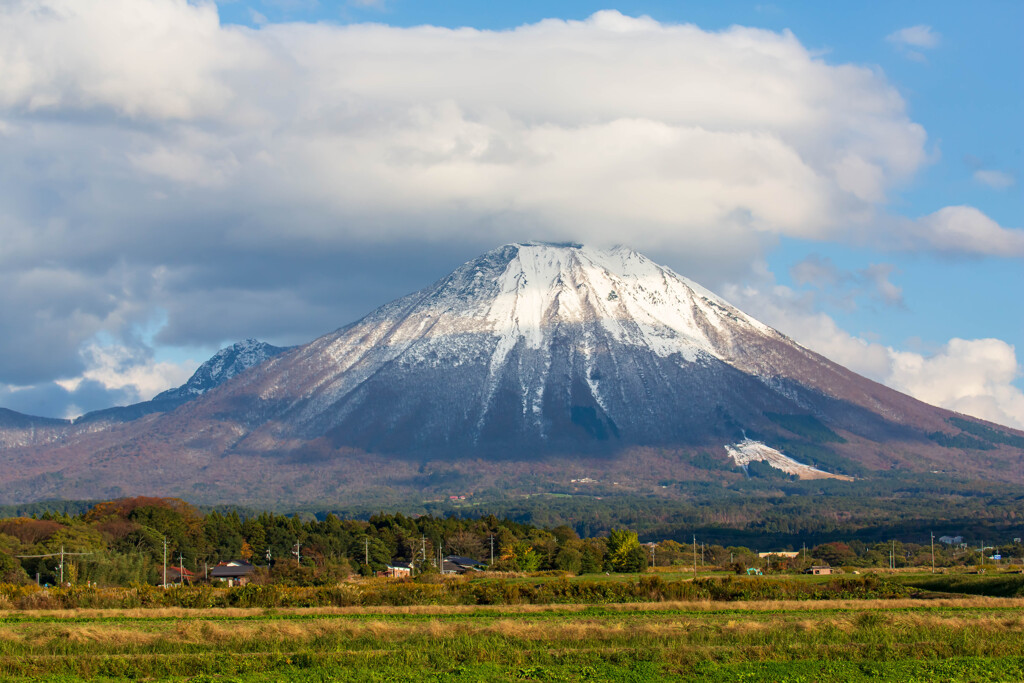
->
[[1, 242, 1022, 504]]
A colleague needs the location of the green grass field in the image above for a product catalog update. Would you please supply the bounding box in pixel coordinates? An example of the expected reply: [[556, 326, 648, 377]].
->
[[2, 597, 1024, 682]]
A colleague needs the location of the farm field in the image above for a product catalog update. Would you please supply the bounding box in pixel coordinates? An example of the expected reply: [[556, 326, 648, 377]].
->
[[2, 597, 1024, 682]]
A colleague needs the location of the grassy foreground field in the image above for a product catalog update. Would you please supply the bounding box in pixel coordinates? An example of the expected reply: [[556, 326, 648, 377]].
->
[[2, 598, 1024, 682]]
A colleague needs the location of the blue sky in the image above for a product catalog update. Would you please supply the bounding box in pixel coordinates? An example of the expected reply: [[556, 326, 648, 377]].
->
[[0, 0, 1021, 427]]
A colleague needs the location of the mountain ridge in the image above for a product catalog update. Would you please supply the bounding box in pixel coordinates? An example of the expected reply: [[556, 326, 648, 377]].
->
[[0, 338, 289, 446]]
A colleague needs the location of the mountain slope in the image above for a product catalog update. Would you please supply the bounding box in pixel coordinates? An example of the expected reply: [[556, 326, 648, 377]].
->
[[0, 243, 1021, 504]]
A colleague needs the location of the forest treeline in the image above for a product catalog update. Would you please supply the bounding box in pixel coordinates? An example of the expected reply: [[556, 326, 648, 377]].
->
[[3, 469, 1022, 548], [1, 496, 1020, 587]]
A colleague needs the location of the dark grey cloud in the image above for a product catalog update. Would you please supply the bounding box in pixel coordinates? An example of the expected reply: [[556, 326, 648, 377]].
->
[[0, 379, 136, 419], [790, 255, 905, 311], [152, 240, 487, 347]]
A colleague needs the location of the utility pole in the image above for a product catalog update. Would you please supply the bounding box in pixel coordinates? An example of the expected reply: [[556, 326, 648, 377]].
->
[[365, 537, 369, 566], [930, 532, 935, 573], [692, 535, 697, 578], [489, 535, 495, 565], [293, 541, 301, 565], [18, 546, 93, 587], [178, 553, 185, 585], [650, 543, 656, 568], [163, 538, 167, 587]]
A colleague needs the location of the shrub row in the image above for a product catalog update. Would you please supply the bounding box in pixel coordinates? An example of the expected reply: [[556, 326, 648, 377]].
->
[[0, 574, 912, 610]]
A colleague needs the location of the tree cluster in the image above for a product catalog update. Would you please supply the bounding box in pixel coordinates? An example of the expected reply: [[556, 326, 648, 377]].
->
[[0, 496, 1020, 587]]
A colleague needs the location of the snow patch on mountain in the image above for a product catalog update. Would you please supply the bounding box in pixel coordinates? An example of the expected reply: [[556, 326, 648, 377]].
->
[[726, 439, 853, 481]]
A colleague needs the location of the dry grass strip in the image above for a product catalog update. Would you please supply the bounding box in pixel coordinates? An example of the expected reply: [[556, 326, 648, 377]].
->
[[5, 608, 1020, 651], [2, 596, 1021, 623]]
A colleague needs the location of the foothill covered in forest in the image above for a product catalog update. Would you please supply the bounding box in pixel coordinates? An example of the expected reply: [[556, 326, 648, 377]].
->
[[1, 496, 1020, 592]]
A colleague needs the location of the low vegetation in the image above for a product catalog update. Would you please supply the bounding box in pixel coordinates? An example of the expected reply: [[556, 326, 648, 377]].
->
[[1, 599, 1023, 681], [0, 572, 924, 610]]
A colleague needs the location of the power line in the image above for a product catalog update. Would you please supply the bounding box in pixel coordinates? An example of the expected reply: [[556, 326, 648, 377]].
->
[[17, 545, 93, 586]]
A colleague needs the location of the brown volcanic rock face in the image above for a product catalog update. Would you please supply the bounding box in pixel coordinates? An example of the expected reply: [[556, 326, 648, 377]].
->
[[1, 242, 1023, 504]]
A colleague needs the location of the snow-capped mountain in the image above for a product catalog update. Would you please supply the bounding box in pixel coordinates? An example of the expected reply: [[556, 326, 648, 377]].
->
[[0, 242, 1021, 504], [191, 242, 955, 455]]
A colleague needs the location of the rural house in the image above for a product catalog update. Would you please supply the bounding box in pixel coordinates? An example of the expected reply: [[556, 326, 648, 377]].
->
[[210, 560, 256, 586]]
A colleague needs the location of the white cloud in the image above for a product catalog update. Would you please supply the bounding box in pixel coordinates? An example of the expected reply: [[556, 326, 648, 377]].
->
[[725, 283, 1024, 430], [62, 343, 196, 404], [0, 2, 934, 256], [974, 169, 1015, 189], [860, 264, 904, 307], [898, 206, 1024, 256], [789, 256, 904, 309], [888, 339, 1024, 429], [790, 255, 843, 289], [128, 142, 240, 188], [0, 0, 258, 119], [886, 25, 940, 63], [887, 25, 940, 49], [0, 1, 1018, 417]]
